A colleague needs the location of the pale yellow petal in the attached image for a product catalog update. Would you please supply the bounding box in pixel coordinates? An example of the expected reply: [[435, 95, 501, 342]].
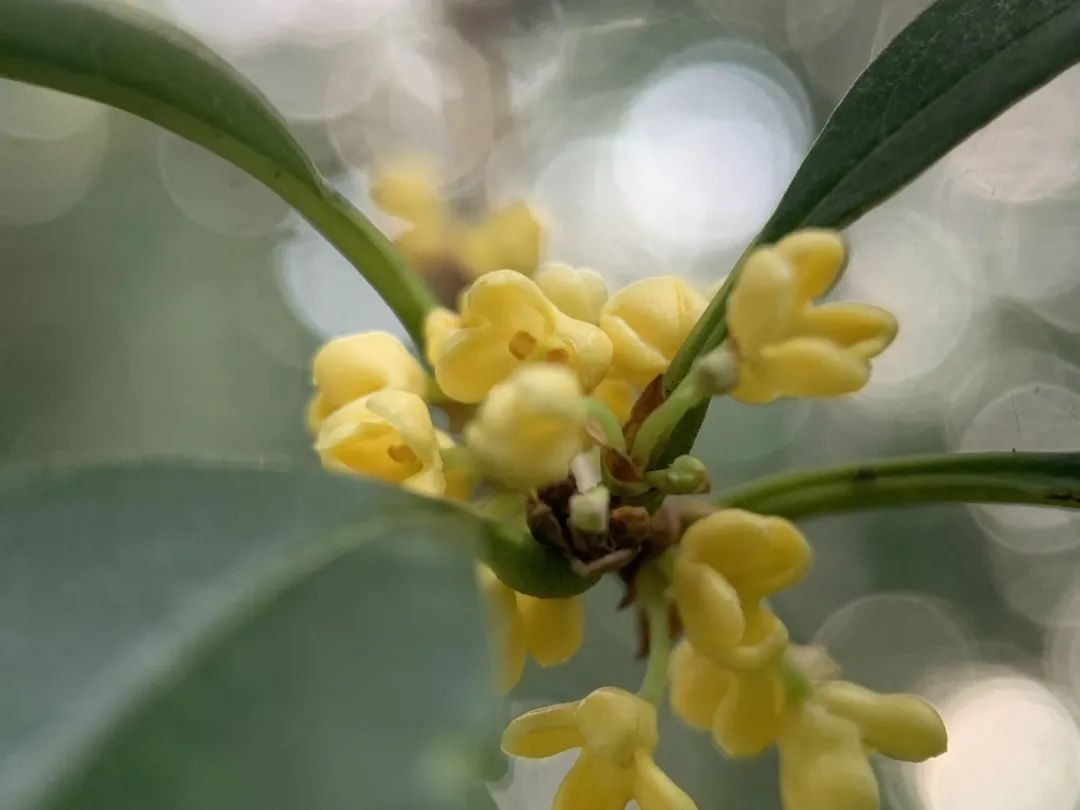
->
[[775, 229, 847, 304], [535, 263, 609, 323], [311, 331, 426, 413], [729, 362, 780, 405], [479, 201, 544, 276], [673, 557, 745, 661], [778, 703, 879, 810], [632, 752, 698, 810], [712, 670, 786, 758], [599, 307, 670, 387], [556, 313, 614, 393], [306, 392, 335, 434], [669, 640, 731, 730], [796, 302, 897, 359], [754, 336, 871, 398], [459, 269, 557, 336], [680, 509, 812, 600], [433, 325, 523, 403], [369, 159, 443, 222], [502, 701, 584, 758], [553, 753, 634, 810], [518, 594, 585, 667], [575, 687, 658, 759], [592, 378, 637, 424], [424, 308, 462, 366], [815, 682, 947, 762], [364, 389, 441, 464], [727, 248, 794, 355], [477, 566, 527, 692], [718, 606, 789, 671]]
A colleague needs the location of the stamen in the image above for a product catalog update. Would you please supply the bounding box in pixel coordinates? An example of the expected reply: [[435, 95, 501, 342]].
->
[[387, 444, 418, 464], [546, 347, 570, 364], [509, 331, 538, 359]]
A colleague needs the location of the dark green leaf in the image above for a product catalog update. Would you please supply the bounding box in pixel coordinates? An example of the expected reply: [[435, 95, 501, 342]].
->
[[0, 461, 507, 810], [663, 0, 1080, 458], [0, 0, 436, 344]]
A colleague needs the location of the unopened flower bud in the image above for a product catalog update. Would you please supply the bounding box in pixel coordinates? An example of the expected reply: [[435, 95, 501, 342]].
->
[[645, 455, 710, 494], [691, 345, 740, 397]]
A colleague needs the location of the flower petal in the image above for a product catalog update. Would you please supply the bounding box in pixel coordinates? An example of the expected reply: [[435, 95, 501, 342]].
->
[[502, 701, 584, 758], [556, 313, 614, 393], [754, 336, 871, 398], [673, 557, 745, 661], [718, 606, 789, 671], [459, 270, 557, 335], [669, 640, 731, 730], [727, 247, 794, 355], [477, 566, 527, 692], [553, 753, 634, 810], [775, 229, 846, 304], [632, 752, 698, 810], [712, 670, 786, 758], [815, 681, 947, 762], [536, 263, 609, 323], [796, 302, 897, 359], [518, 594, 585, 667], [433, 324, 523, 403]]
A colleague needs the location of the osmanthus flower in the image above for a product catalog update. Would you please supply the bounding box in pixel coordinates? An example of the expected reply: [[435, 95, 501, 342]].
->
[[465, 364, 587, 490], [726, 229, 897, 404], [502, 687, 697, 810], [534, 262, 609, 324], [673, 509, 812, 663], [600, 276, 708, 387], [476, 564, 584, 691], [669, 642, 947, 810], [314, 389, 457, 497], [306, 331, 426, 432], [370, 159, 543, 280], [425, 270, 612, 403]]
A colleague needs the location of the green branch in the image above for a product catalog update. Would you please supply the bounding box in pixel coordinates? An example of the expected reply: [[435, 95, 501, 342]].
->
[[698, 452, 1080, 521]]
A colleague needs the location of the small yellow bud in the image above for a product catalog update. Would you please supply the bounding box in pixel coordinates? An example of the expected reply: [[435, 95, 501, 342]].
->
[[815, 681, 947, 762], [314, 390, 447, 496], [600, 277, 708, 387], [778, 702, 879, 810], [503, 687, 697, 810], [534, 263, 609, 324], [727, 230, 897, 404], [426, 270, 612, 403], [308, 331, 426, 432], [465, 364, 587, 490], [369, 159, 443, 222]]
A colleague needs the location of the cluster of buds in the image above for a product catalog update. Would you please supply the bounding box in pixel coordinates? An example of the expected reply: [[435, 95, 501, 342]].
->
[[307, 175, 936, 810]]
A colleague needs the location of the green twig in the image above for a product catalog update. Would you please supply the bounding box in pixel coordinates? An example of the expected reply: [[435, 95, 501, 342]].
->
[[637, 565, 672, 706], [690, 451, 1080, 522]]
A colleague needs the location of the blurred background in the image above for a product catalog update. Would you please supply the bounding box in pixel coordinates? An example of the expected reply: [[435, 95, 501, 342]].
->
[[3, 0, 1080, 807]]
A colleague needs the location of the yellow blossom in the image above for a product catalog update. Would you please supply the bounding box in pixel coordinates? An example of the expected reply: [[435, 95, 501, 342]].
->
[[307, 331, 426, 432], [600, 277, 707, 387], [669, 640, 787, 758], [476, 565, 584, 691], [371, 159, 543, 280], [465, 364, 587, 490], [314, 389, 448, 496], [535, 263, 609, 324], [778, 701, 879, 810], [427, 270, 612, 403], [726, 230, 897, 404], [814, 681, 947, 761], [503, 687, 697, 810], [593, 378, 637, 425], [674, 510, 811, 664]]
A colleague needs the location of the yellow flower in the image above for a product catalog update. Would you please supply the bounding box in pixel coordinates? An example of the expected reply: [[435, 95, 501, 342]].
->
[[778, 701, 879, 810], [535, 263, 609, 324], [476, 565, 584, 691], [726, 230, 897, 404], [503, 687, 697, 810], [673, 510, 811, 664], [371, 159, 543, 280], [465, 364, 587, 490], [600, 277, 707, 387], [669, 639, 788, 758], [592, 378, 637, 425], [427, 270, 612, 403], [307, 331, 426, 432], [314, 389, 448, 496]]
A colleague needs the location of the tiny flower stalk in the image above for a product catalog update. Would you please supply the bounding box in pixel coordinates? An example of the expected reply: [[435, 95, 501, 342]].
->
[[637, 563, 674, 707]]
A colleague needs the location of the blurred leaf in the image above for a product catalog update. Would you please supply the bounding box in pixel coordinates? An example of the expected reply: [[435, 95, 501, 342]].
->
[[0, 0, 436, 344], [663, 0, 1080, 458], [0, 461, 503, 810], [709, 451, 1080, 520]]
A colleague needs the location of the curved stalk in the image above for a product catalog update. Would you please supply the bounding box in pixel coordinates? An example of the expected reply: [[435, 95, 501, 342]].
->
[[694, 452, 1080, 522]]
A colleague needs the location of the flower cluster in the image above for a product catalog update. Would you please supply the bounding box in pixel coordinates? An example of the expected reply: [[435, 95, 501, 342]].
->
[[305, 220, 941, 810]]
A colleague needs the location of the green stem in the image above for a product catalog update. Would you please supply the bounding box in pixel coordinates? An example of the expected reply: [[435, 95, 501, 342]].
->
[[637, 565, 672, 706], [696, 451, 1080, 521], [632, 377, 707, 469], [586, 398, 626, 452]]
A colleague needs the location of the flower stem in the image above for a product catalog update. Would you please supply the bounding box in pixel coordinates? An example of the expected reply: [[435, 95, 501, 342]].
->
[[585, 397, 626, 452], [687, 451, 1080, 522], [637, 564, 672, 706], [631, 377, 707, 469]]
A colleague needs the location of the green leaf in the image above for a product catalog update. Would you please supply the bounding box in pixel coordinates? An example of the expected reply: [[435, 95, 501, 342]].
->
[[705, 452, 1080, 521], [662, 0, 1080, 460], [0, 0, 437, 345], [0, 461, 516, 810]]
